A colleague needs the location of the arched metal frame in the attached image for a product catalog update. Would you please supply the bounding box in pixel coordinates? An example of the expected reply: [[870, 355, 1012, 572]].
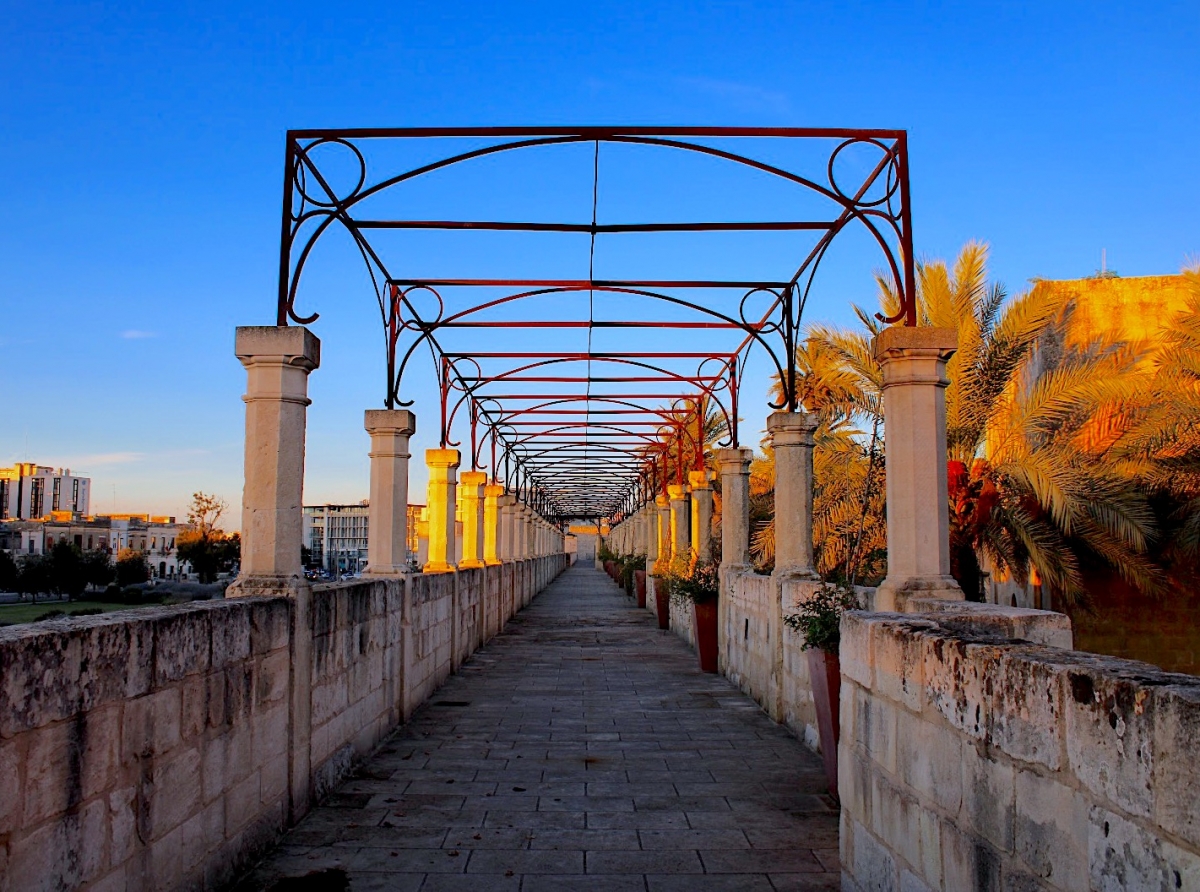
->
[[275, 127, 917, 525]]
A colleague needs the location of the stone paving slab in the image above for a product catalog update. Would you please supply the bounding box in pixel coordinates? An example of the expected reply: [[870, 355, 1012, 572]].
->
[[232, 565, 840, 891]]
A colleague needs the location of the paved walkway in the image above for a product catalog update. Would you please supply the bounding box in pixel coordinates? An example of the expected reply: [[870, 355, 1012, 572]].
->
[[236, 565, 840, 891]]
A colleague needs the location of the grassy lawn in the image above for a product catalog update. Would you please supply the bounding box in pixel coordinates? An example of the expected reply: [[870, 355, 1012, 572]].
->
[[0, 600, 166, 626]]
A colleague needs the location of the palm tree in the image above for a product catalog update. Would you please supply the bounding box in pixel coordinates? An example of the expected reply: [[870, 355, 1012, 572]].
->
[[751, 334, 888, 583], [757, 242, 1165, 604]]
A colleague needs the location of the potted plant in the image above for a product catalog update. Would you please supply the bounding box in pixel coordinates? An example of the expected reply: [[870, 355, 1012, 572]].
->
[[621, 554, 647, 606], [669, 560, 720, 672], [784, 585, 861, 799], [653, 571, 671, 629]]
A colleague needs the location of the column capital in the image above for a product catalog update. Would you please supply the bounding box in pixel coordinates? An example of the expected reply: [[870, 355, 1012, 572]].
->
[[460, 470, 487, 488], [873, 326, 957, 387], [364, 408, 416, 436], [484, 483, 506, 498], [766, 411, 818, 446], [655, 493, 670, 508], [425, 448, 461, 469], [715, 447, 753, 472], [235, 325, 321, 372], [667, 483, 689, 502], [687, 470, 711, 491]]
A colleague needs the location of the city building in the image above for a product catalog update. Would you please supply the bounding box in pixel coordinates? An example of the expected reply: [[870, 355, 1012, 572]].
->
[[0, 514, 192, 579], [303, 502, 424, 575], [0, 463, 90, 520]]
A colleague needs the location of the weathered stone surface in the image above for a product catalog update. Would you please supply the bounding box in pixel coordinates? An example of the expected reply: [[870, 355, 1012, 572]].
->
[[1013, 770, 1088, 892], [840, 609, 1200, 892], [1064, 664, 1155, 818], [0, 553, 566, 892], [1087, 806, 1200, 892], [1152, 682, 1200, 849]]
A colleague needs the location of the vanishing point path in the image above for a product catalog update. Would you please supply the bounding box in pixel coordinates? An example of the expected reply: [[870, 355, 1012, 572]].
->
[[236, 565, 840, 891]]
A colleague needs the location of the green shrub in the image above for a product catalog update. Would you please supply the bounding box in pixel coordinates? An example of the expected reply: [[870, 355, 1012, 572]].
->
[[783, 585, 861, 652]]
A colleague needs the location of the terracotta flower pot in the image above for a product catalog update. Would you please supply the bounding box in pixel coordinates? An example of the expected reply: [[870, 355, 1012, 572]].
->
[[634, 570, 647, 608], [807, 648, 841, 799], [692, 599, 718, 673], [654, 582, 670, 629]]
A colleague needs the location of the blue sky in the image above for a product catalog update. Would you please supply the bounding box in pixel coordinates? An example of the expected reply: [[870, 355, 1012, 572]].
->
[[2, 1, 1197, 523]]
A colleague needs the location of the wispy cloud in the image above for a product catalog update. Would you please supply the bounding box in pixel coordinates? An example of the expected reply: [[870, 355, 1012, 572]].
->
[[120, 330, 157, 339], [675, 76, 792, 116]]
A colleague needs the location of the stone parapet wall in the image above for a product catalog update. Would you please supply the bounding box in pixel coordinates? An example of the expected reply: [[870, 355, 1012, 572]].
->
[[0, 554, 567, 891], [839, 608, 1200, 892]]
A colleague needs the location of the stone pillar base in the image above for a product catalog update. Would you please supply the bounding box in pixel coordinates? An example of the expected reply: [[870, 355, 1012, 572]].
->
[[874, 575, 963, 613], [227, 574, 312, 600]]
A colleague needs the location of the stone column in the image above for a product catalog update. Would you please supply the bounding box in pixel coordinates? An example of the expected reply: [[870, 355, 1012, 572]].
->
[[654, 495, 672, 573], [229, 325, 320, 599], [416, 508, 429, 566], [458, 470, 486, 569], [484, 483, 504, 565], [767, 412, 819, 580], [424, 449, 460, 573], [668, 483, 691, 570], [874, 326, 964, 610], [688, 471, 714, 566], [363, 409, 416, 577], [716, 448, 753, 571], [644, 506, 658, 567], [497, 494, 514, 560]]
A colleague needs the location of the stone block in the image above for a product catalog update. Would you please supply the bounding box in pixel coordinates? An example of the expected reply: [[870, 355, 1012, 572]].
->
[[181, 675, 207, 741], [0, 735, 20, 826], [23, 707, 119, 825], [181, 797, 224, 876], [149, 821, 184, 891], [906, 600, 1073, 649], [960, 743, 1015, 852], [79, 617, 155, 708], [109, 784, 139, 865], [210, 604, 252, 669], [255, 650, 290, 707], [990, 650, 1065, 771], [852, 820, 897, 892], [6, 793, 107, 890], [252, 702, 289, 766], [147, 747, 202, 838], [223, 770, 262, 836], [941, 819, 1002, 892], [1064, 664, 1154, 818], [122, 689, 182, 764], [872, 621, 928, 712], [1151, 682, 1200, 849], [900, 868, 935, 892], [840, 612, 873, 688], [896, 708, 962, 816], [922, 635, 998, 741], [0, 626, 83, 736], [153, 609, 212, 685], [856, 691, 898, 776], [249, 599, 292, 655], [868, 770, 926, 876], [916, 806, 941, 887], [1088, 805, 1200, 892], [1013, 769, 1088, 892], [225, 662, 255, 724]]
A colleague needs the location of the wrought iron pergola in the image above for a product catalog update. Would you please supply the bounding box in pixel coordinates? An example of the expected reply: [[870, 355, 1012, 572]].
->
[[276, 127, 917, 524]]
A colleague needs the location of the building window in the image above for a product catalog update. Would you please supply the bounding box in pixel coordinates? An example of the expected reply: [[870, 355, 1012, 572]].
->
[[52, 477, 61, 512], [0, 480, 7, 520], [72, 479, 80, 512], [30, 478, 44, 518]]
